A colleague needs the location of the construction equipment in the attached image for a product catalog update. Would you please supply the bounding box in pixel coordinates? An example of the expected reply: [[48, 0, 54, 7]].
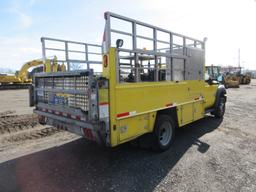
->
[[221, 66, 251, 85], [222, 72, 251, 87], [205, 65, 225, 84], [30, 12, 226, 151], [238, 73, 251, 85], [205, 65, 240, 88], [0, 56, 65, 89], [224, 74, 240, 88]]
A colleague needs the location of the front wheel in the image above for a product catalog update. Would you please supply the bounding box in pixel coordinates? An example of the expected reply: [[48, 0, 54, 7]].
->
[[152, 114, 176, 152], [214, 96, 226, 118]]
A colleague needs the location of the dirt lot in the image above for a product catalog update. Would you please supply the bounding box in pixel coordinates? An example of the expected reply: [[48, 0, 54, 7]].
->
[[0, 81, 256, 192]]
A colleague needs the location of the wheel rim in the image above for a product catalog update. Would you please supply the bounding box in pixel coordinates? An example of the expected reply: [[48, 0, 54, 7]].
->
[[219, 98, 225, 115], [159, 121, 172, 146]]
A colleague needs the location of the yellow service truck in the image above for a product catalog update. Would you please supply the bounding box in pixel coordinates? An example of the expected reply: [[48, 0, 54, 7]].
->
[[30, 12, 226, 151]]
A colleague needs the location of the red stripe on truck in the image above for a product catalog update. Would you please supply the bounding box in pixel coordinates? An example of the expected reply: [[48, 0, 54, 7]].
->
[[116, 112, 129, 118], [99, 102, 109, 105], [39, 108, 81, 121]]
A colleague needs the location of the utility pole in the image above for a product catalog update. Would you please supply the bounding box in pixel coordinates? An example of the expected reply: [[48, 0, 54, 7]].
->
[[238, 48, 240, 68], [238, 48, 241, 74]]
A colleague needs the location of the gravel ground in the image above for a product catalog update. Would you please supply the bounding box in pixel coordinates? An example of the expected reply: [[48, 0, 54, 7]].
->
[[0, 80, 256, 192]]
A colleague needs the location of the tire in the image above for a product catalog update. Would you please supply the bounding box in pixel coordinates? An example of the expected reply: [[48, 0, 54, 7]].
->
[[214, 96, 226, 118], [130, 139, 139, 148], [130, 134, 155, 149], [152, 114, 176, 152]]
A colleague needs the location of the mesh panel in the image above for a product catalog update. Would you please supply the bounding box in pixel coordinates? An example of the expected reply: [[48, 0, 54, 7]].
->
[[36, 75, 90, 111]]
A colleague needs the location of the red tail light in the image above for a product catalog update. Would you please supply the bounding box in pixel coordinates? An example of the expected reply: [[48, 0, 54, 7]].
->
[[103, 55, 108, 68]]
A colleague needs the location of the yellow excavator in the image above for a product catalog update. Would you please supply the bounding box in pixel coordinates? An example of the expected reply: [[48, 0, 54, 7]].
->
[[0, 56, 66, 89]]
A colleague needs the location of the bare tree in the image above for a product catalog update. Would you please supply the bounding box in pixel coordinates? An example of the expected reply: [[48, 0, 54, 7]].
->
[[70, 63, 82, 70]]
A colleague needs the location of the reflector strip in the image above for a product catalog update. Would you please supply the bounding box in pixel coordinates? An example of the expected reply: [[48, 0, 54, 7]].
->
[[54, 111, 60, 115], [81, 117, 86, 121], [103, 55, 108, 68], [117, 111, 136, 118], [129, 111, 136, 115], [83, 128, 94, 140], [166, 103, 173, 107], [39, 109, 82, 122], [117, 112, 129, 118], [99, 102, 109, 105]]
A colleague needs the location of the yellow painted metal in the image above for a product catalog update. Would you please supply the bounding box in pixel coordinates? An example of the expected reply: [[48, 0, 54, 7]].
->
[[117, 113, 155, 142], [107, 48, 118, 146], [0, 59, 44, 84], [44, 59, 52, 73], [0, 75, 20, 83], [17, 59, 44, 83], [193, 100, 204, 121], [106, 47, 218, 146], [51, 56, 58, 72], [61, 62, 66, 72], [98, 88, 109, 103], [0, 56, 65, 85]]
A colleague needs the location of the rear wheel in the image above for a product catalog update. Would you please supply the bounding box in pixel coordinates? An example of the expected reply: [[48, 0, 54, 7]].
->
[[152, 114, 176, 152]]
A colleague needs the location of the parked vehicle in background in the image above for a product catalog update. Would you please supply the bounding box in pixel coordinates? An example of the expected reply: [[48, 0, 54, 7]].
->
[[205, 65, 240, 88]]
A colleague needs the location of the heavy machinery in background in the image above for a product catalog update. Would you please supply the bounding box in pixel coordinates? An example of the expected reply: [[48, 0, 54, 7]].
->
[[30, 12, 226, 152], [205, 65, 240, 88], [0, 56, 66, 90], [221, 66, 251, 85], [237, 73, 251, 84]]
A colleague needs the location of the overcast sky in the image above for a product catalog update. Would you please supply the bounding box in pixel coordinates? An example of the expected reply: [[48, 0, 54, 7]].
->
[[0, 0, 255, 70]]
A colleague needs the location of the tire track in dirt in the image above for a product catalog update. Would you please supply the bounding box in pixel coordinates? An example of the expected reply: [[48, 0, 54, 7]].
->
[[0, 114, 38, 135], [2, 127, 62, 143], [0, 112, 62, 144]]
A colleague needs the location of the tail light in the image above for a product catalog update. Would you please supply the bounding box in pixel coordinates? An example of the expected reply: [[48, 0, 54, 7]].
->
[[103, 55, 108, 68]]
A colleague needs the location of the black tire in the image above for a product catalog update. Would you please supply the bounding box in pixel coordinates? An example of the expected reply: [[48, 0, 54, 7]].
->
[[152, 114, 176, 152], [130, 134, 154, 149], [214, 96, 226, 118], [130, 138, 139, 148]]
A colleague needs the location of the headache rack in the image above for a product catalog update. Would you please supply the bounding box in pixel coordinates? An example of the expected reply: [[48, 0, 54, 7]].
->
[[41, 37, 102, 72], [103, 12, 206, 83]]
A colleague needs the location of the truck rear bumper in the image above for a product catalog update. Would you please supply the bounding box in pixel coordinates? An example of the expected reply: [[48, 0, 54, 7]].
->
[[34, 110, 105, 144]]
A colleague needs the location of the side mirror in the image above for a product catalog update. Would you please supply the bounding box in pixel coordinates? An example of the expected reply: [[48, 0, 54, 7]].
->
[[208, 78, 213, 85], [116, 39, 124, 48], [205, 73, 213, 84]]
